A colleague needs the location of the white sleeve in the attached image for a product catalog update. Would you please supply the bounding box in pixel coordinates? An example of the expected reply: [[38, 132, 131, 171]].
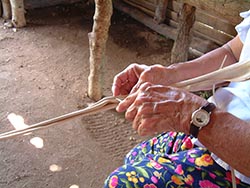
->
[[235, 10, 250, 44], [235, 10, 250, 62]]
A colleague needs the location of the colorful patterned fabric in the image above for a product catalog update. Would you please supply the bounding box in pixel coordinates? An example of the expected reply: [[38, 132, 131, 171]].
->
[[104, 132, 250, 188]]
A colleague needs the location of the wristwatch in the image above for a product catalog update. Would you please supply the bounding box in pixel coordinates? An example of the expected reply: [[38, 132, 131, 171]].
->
[[189, 103, 216, 138]]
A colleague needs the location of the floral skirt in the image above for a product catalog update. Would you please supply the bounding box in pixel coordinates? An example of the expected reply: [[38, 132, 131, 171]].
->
[[104, 132, 249, 188]]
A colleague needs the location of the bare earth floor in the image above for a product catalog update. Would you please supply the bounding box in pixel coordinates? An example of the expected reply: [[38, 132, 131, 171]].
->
[[0, 3, 173, 188]]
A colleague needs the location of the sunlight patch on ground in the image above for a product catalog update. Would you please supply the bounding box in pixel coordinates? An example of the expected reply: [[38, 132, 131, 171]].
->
[[7, 113, 29, 130], [30, 137, 44, 148], [8, 113, 45, 149], [69, 185, 79, 188], [49, 164, 62, 172]]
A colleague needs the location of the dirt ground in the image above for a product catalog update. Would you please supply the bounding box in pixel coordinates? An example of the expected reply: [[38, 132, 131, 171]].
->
[[0, 2, 173, 188]]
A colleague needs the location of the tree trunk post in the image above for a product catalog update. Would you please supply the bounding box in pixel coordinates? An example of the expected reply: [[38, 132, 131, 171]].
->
[[0, 1, 2, 17], [88, 0, 113, 101], [9, 0, 26, 27], [154, 0, 169, 24], [2, 0, 11, 19], [171, 3, 196, 64]]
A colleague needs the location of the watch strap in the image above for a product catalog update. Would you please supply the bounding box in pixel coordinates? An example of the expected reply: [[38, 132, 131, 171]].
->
[[190, 123, 199, 138], [202, 102, 216, 113]]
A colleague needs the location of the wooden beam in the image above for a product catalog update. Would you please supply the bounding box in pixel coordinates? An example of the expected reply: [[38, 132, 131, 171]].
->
[[124, 0, 155, 12], [171, 3, 196, 63], [123, 0, 154, 17], [1, 0, 11, 19], [154, 0, 169, 24]]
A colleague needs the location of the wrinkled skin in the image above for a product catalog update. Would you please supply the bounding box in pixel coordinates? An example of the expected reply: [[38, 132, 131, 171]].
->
[[116, 82, 208, 136], [112, 63, 181, 96]]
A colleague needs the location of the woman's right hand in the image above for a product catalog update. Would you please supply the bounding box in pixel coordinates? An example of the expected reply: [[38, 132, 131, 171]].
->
[[112, 63, 149, 96], [112, 63, 182, 96]]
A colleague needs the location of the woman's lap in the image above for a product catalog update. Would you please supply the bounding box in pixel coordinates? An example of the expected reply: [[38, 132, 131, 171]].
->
[[104, 132, 249, 188]]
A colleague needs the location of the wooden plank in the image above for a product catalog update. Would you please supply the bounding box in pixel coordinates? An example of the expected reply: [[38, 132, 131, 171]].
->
[[193, 21, 233, 45], [124, 0, 155, 12], [123, 0, 155, 17], [190, 36, 219, 54], [165, 11, 233, 45], [195, 10, 237, 37], [165, 12, 178, 28], [166, 4, 236, 36], [165, 8, 178, 21], [122, 0, 238, 38], [167, 0, 237, 36], [177, 0, 247, 25]]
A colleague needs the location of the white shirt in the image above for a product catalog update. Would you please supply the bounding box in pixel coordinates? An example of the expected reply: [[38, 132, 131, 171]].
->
[[196, 10, 250, 184]]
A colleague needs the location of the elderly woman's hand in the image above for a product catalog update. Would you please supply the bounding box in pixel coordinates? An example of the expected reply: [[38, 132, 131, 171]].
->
[[112, 63, 149, 96], [112, 63, 181, 96], [117, 82, 208, 136]]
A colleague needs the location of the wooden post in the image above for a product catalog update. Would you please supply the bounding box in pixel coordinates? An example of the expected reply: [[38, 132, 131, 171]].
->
[[88, 0, 113, 101], [171, 3, 196, 64], [154, 0, 169, 24], [2, 0, 11, 19], [9, 0, 26, 27], [0, 1, 2, 17]]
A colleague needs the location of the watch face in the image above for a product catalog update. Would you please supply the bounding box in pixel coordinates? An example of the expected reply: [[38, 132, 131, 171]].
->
[[192, 109, 210, 127]]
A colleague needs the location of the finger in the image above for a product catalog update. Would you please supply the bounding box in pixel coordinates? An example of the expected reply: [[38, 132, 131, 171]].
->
[[125, 90, 157, 120], [116, 91, 138, 112], [112, 65, 142, 96], [125, 97, 151, 121], [116, 82, 153, 112], [131, 103, 154, 131], [130, 82, 140, 95], [132, 102, 173, 134], [112, 82, 134, 96], [112, 73, 129, 96], [125, 105, 138, 121]]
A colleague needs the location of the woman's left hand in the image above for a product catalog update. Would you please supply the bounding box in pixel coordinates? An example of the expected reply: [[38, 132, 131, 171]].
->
[[117, 82, 208, 136]]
